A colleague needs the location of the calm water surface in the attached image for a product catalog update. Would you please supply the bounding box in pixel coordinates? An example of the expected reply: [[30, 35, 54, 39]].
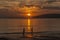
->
[[0, 18, 60, 33]]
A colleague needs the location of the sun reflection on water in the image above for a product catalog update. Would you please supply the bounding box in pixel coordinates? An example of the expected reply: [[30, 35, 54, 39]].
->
[[27, 18, 31, 32]]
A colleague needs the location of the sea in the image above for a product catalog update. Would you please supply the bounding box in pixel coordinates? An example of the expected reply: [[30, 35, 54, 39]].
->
[[0, 18, 60, 33]]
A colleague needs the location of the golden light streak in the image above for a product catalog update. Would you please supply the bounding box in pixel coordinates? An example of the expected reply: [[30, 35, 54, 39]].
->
[[27, 19, 31, 32], [27, 18, 33, 38]]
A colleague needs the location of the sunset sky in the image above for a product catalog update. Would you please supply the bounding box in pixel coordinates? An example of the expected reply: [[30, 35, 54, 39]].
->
[[0, 0, 60, 17], [0, 0, 60, 9]]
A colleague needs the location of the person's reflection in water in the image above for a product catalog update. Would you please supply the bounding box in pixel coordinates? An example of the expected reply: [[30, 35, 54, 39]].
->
[[23, 28, 25, 37]]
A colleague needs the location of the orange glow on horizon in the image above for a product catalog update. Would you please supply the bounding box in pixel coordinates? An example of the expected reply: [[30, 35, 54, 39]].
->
[[27, 13, 31, 16]]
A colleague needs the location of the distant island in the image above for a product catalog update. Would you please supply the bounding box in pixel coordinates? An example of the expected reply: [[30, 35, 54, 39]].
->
[[0, 14, 60, 19], [33, 14, 60, 18]]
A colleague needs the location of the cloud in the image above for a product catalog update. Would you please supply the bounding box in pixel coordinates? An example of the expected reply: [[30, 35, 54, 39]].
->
[[0, 0, 60, 9], [46, 2, 60, 7], [0, 0, 20, 9], [0, 0, 18, 1]]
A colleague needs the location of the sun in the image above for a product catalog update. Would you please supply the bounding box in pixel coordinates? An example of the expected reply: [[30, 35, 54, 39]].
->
[[27, 14, 31, 16]]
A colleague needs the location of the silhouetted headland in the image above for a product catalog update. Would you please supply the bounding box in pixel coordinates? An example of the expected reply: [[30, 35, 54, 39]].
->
[[33, 14, 60, 18], [0, 14, 60, 19]]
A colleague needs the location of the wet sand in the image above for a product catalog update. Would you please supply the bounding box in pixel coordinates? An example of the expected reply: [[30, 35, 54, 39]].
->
[[0, 32, 60, 40]]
